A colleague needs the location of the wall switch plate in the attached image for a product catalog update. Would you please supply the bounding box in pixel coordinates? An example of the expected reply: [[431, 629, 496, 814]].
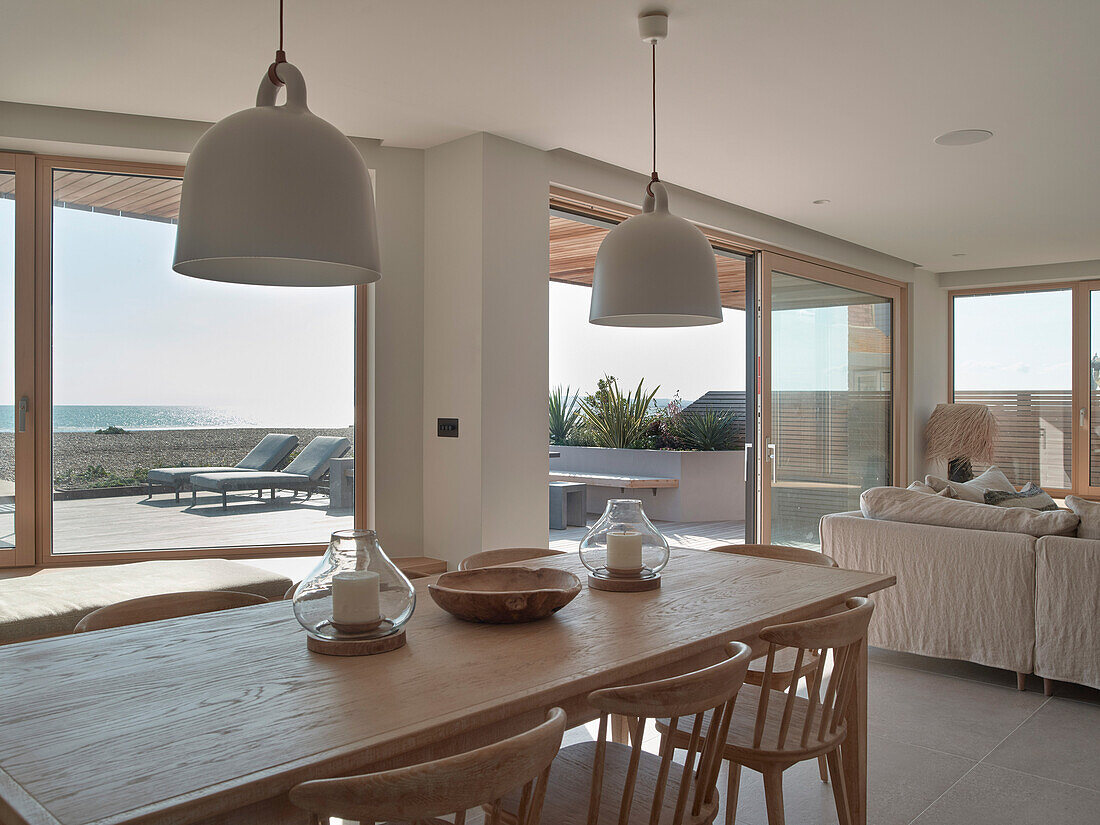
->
[[437, 418, 459, 437]]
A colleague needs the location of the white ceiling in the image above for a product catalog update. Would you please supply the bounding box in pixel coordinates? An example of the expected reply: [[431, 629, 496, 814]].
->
[[3, 0, 1099, 273]]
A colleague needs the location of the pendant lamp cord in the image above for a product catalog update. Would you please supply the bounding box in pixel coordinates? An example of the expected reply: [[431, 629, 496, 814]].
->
[[269, 0, 287, 87], [647, 40, 659, 196]]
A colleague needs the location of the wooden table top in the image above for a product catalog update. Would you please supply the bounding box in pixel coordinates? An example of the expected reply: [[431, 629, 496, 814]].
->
[[0, 550, 893, 825]]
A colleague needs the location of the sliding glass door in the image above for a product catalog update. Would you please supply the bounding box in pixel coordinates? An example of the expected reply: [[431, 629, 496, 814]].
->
[[23, 156, 365, 564], [759, 253, 905, 547]]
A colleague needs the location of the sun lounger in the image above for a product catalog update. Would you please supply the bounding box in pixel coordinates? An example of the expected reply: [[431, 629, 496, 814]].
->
[[188, 436, 352, 509], [146, 433, 299, 501]]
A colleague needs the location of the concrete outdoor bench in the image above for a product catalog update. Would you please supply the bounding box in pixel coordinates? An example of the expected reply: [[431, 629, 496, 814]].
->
[[0, 559, 293, 645], [548, 471, 679, 495]]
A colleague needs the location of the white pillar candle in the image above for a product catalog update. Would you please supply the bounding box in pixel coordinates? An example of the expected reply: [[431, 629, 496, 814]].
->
[[606, 530, 643, 572], [332, 570, 381, 626]]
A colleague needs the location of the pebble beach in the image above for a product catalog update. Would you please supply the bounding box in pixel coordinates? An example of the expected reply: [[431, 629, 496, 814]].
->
[[0, 427, 354, 488]]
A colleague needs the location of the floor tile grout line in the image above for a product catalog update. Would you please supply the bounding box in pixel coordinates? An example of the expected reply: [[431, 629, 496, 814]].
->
[[908, 697, 1051, 824], [975, 759, 1100, 795], [870, 730, 982, 763]]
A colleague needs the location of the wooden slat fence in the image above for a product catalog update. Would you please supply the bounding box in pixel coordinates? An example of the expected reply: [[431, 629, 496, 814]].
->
[[953, 390, 1073, 489]]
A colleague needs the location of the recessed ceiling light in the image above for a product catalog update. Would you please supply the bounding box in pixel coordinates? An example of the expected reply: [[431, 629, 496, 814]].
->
[[934, 129, 994, 146], [812, 199, 831, 205]]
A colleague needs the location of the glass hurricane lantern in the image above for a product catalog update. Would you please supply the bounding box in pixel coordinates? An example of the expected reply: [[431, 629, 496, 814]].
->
[[293, 529, 415, 655], [579, 499, 670, 591]]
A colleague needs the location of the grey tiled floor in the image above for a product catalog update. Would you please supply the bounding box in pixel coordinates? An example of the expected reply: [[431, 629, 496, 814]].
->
[[555, 648, 1100, 825]]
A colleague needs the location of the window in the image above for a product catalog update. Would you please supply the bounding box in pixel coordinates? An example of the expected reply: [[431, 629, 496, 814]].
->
[[0, 153, 368, 568], [951, 288, 1074, 490], [45, 165, 357, 558]]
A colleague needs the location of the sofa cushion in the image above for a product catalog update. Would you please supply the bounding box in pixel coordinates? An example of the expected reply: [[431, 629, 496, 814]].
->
[[0, 559, 291, 644], [985, 482, 1058, 511], [860, 486, 1078, 537], [925, 466, 1016, 503], [1064, 495, 1100, 539]]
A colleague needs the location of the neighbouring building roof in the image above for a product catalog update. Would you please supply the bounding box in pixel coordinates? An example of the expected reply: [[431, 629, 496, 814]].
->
[[682, 391, 747, 416]]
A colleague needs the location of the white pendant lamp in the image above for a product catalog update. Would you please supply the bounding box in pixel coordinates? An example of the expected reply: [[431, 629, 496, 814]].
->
[[590, 11, 722, 327], [173, 0, 380, 286]]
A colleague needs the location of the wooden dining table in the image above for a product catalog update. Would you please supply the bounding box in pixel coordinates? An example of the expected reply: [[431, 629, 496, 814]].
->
[[0, 549, 893, 825]]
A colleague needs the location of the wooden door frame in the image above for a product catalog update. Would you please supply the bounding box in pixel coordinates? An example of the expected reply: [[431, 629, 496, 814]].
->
[[758, 252, 908, 543], [14, 153, 372, 567], [0, 153, 36, 566]]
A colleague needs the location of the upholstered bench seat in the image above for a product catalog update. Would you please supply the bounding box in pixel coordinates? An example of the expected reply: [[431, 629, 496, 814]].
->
[[0, 559, 292, 644]]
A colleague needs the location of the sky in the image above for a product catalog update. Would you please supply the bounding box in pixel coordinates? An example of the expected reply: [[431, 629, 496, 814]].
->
[[549, 281, 746, 404], [0, 197, 355, 427], [953, 290, 1074, 390]]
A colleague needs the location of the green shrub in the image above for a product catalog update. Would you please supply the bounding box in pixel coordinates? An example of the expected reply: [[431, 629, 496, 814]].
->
[[577, 376, 658, 449], [95, 425, 127, 435], [674, 410, 741, 451], [549, 385, 582, 446]]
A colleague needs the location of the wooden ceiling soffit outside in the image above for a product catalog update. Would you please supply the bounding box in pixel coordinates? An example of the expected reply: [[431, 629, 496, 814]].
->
[[0, 170, 182, 223], [549, 213, 748, 311]]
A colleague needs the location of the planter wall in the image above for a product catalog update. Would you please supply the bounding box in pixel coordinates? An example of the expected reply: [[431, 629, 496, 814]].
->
[[551, 446, 745, 522]]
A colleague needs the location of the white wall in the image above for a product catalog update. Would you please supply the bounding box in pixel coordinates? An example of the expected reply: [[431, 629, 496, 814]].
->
[[422, 134, 549, 565]]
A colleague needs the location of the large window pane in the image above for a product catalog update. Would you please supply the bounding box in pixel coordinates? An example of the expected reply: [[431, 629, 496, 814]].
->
[[769, 272, 892, 548], [0, 173, 14, 550], [50, 169, 354, 555], [953, 290, 1072, 489]]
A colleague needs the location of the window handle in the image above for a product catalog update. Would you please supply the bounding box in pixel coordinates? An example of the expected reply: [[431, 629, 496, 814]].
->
[[767, 441, 777, 484], [1081, 408, 1088, 429], [17, 396, 28, 433]]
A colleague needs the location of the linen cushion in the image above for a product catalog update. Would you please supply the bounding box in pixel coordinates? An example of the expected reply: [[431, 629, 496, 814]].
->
[[907, 480, 953, 497], [1064, 495, 1100, 539], [985, 482, 1058, 510], [925, 466, 1016, 503], [860, 486, 1078, 537]]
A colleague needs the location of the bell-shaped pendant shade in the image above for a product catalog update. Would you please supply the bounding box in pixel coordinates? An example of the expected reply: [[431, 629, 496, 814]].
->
[[589, 181, 721, 326], [173, 62, 380, 286]]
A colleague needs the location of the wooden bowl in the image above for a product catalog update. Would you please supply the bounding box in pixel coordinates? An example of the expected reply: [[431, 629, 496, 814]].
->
[[428, 567, 582, 624]]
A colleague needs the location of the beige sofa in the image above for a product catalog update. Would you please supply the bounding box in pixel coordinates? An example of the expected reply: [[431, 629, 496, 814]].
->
[[822, 503, 1100, 693]]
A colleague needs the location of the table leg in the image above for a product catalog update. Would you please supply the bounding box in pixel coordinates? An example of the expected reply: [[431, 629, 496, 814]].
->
[[610, 713, 631, 744], [841, 637, 868, 825]]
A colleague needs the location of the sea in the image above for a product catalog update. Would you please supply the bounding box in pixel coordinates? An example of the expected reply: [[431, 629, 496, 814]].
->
[[0, 405, 259, 433]]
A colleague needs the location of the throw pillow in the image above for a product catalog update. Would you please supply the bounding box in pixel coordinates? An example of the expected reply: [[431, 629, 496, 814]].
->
[[984, 482, 1058, 510], [907, 480, 953, 497], [925, 465, 1016, 503], [1065, 495, 1100, 539]]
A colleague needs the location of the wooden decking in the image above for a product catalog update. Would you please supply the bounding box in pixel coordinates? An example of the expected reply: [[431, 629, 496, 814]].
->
[[47, 491, 351, 555], [549, 517, 745, 552]]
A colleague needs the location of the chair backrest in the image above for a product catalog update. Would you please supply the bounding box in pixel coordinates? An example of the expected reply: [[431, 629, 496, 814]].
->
[[710, 543, 838, 567], [284, 436, 352, 480], [585, 641, 752, 825], [458, 547, 567, 571], [289, 707, 567, 825], [74, 590, 268, 633], [749, 597, 874, 753], [236, 433, 299, 471]]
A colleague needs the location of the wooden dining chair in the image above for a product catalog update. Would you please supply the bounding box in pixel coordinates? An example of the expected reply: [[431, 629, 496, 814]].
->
[[74, 590, 268, 633], [500, 641, 752, 825], [458, 547, 567, 571], [660, 597, 875, 825], [710, 543, 838, 781], [289, 707, 567, 825]]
